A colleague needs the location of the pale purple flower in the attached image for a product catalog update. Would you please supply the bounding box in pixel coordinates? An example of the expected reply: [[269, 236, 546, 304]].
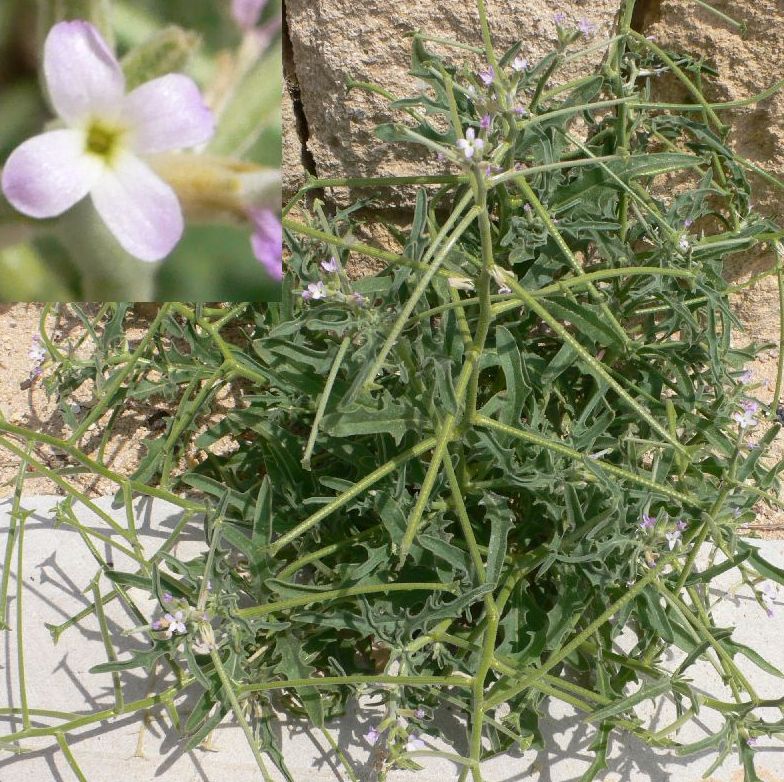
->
[[363, 726, 380, 746], [301, 281, 327, 301], [511, 56, 529, 72], [164, 610, 187, 638], [249, 208, 283, 281], [665, 530, 681, 550], [151, 619, 163, 630], [747, 736, 761, 747], [683, 217, 694, 228], [640, 513, 656, 530], [231, 0, 268, 30], [676, 519, 688, 532], [349, 291, 368, 307], [678, 236, 690, 252], [321, 257, 339, 273], [577, 18, 596, 37], [415, 707, 426, 719], [28, 341, 46, 364], [479, 66, 495, 86], [498, 285, 512, 295], [456, 127, 484, 160], [739, 369, 753, 384], [162, 592, 174, 603], [553, 12, 567, 25], [480, 113, 492, 130], [405, 734, 426, 752], [760, 582, 777, 617], [523, 203, 533, 214], [514, 106, 529, 117], [733, 400, 759, 429], [1, 21, 215, 262]]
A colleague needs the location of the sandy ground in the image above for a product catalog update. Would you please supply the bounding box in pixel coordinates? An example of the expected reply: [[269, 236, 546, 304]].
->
[[0, 302, 241, 498]]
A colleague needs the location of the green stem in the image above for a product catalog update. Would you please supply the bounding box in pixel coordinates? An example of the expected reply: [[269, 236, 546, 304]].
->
[[236, 582, 456, 620], [209, 648, 274, 782], [302, 336, 351, 468], [268, 436, 437, 555]]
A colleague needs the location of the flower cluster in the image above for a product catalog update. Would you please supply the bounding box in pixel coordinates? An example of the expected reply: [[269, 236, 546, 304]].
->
[[149, 592, 208, 641], [299, 257, 368, 306], [639, 514, 688, 550]]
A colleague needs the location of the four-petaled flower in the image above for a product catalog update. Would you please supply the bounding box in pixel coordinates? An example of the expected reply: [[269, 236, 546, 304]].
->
[[479, 66, 495, 86], [480, 114, 492, 130], [415, 707, 426, 720], [321, 257, 339, 273], [733, 400, 759, 429], [577, 18, 596, 36], [405, 734, 426, 752], [511, 56, 529, 72], [639, 513, 656, 530], [665, 530, 682, 550], [249, 209, 283, 281], [163, 610, 187, 638], [676, 519, 688, 533], [1, 21, 215, 262], [301, 281, 327, 300], [457, 128, 484, 160], [28, 339, 47, 365], [363, 726, 380, 746]]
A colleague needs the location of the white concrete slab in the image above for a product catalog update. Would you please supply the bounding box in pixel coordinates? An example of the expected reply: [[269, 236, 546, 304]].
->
[[0, 495, 783, 781]]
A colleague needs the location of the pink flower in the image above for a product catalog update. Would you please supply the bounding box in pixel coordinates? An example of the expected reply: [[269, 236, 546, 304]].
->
[[456, 127, 484, 160], [639, 513, 656, 530], [1, 21, 215, 262], [363, 726, 380, 745], [249, 208, 282, 281], [232, 0, 269, 30], [479, 67, 495, 86]]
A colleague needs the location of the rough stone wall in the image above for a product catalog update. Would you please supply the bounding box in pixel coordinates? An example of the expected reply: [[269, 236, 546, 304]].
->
[[642, 0, 784, 348], [283, 0, 622, 196], [283, 0, 784, 323], [282, 0, 784, 522]]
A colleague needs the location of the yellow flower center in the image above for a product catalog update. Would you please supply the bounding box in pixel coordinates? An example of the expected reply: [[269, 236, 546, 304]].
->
[[85, 120, 125, 164]]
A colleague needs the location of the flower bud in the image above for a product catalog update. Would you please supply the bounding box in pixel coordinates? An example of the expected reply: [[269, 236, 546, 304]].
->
[[121, 26, 201, 90]]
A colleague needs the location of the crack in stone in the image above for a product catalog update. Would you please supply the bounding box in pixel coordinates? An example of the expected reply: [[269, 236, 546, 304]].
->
[[282, 0, 318, 180], [630, 0, 662, 31]]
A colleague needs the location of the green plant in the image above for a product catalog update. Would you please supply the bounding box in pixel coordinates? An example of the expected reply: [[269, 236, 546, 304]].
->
[[3, 1, 784, 780]]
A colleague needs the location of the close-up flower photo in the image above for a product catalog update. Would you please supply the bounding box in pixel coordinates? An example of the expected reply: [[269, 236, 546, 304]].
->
[[2, 0, 784, 781], [0, 0, 281, 300]]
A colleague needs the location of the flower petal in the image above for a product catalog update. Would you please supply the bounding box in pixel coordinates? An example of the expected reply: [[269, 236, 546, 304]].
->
[[44, 21, 125, 124], [1, 129, 102, 218], [123, 74, 215, 154], [249, 208, 282, 280], [232, 0, 268, 29], [90, 153, 183, 262]]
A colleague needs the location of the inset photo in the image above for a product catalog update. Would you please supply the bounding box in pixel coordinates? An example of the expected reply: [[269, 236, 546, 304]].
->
[[0, 0, 281, 301]]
